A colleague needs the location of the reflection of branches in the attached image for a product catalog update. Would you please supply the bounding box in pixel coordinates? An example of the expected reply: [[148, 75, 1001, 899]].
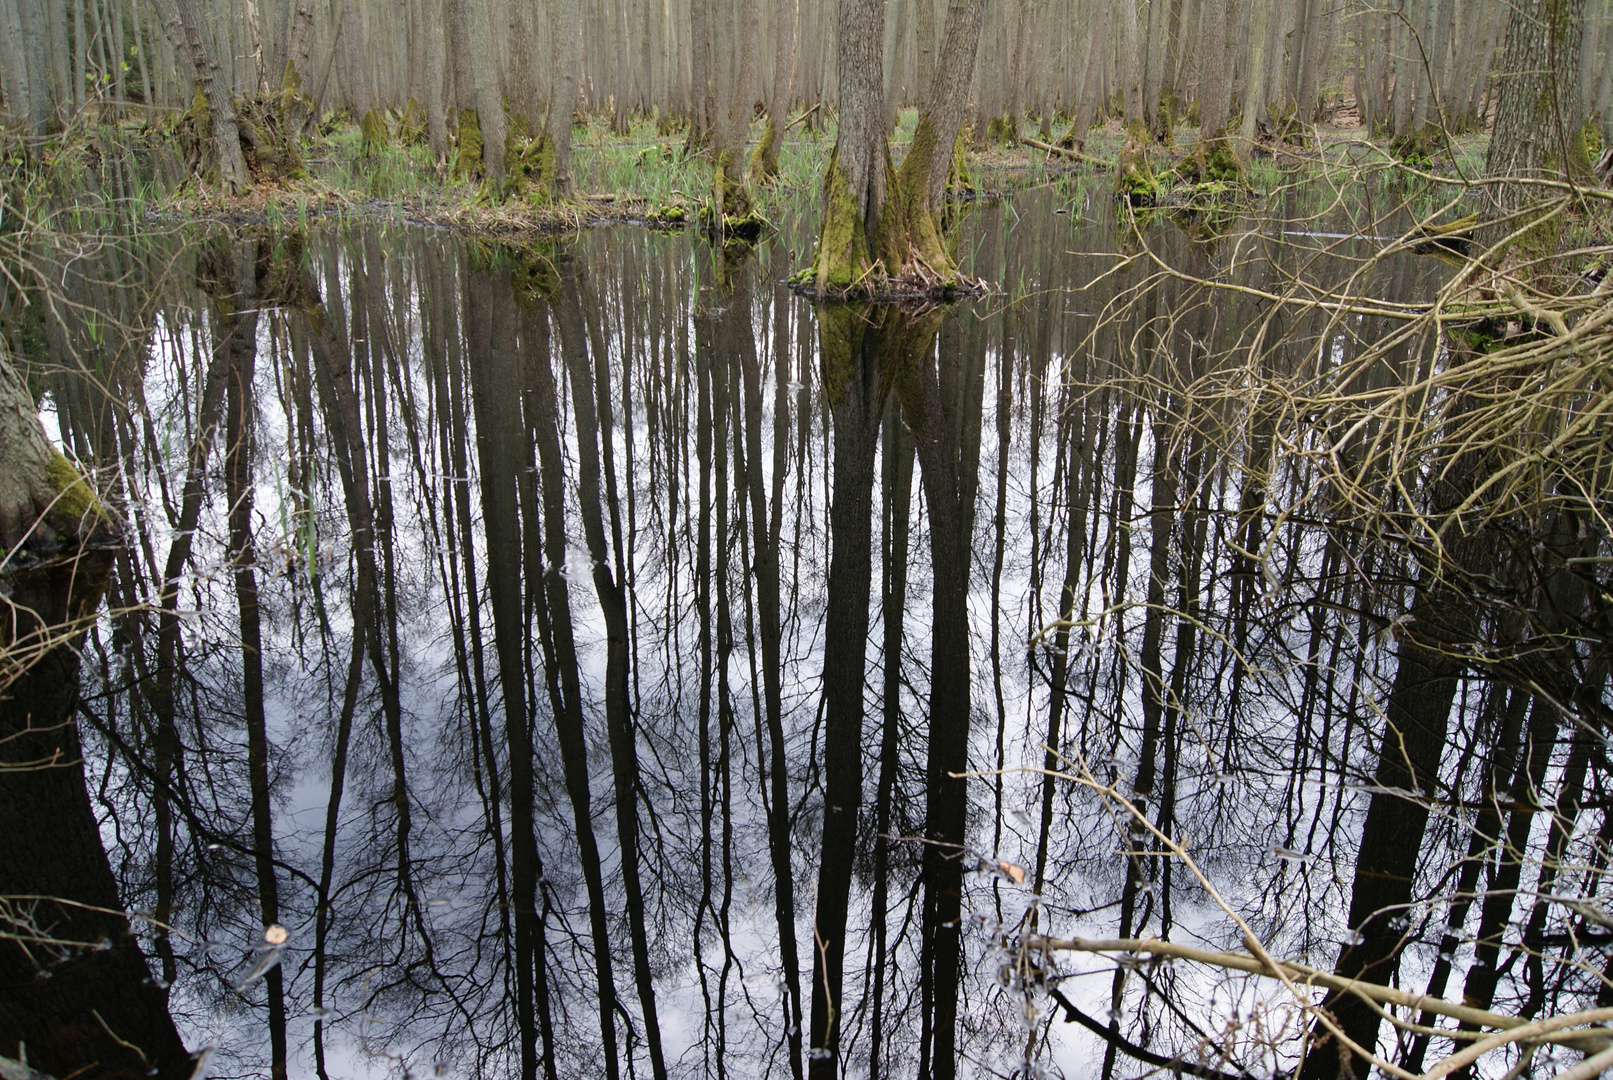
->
[[992, 754, 1613, 1078]]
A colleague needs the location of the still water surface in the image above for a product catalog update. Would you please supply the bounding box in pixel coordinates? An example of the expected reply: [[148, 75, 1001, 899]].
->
[[17, 173, 1604, 1080]]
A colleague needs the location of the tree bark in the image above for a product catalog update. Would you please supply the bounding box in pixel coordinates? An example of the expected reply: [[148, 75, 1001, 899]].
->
[[1, 350, 190, 1080], [1484, 0, 1587, 217], [545, 0, 581, 193], [156, 0, 253, 190]]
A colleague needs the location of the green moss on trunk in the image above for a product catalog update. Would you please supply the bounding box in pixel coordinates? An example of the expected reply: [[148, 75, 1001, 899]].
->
[[44, 452, 109, 539], [893, 114, 956, 277], [750, 113, 781, 184], [505, 129, 559, 203], [808, 147, 876, 291], [453, 108, 485, 181], [399, 98, 427, 145], [360, 109, 390, 155], [1176, 126, 1245, 191], [1115, 119, 1159, 203]]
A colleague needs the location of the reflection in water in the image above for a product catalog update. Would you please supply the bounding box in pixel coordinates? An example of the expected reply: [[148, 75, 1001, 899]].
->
[[5, 185, 1611, 1080]]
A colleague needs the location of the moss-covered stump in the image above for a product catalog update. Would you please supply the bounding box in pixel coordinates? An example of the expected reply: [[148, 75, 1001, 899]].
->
[[709, 151, 766, 240], [750, 114, 781, 185], [1389, 125, 1447, 168], [1115, 120, 1160, 205], [398, 97, 428, 146], [1173, 128, 1248, 207], [1258, 102, 1310, 148], [453, 108, 485, 181], [235, 72, 310, 184], [986, 115, 1019, 146], [656, 110, 687, 137], [504, 128, 559, 203], [174, 83, 213, 172], [360, 109, 391, 156]]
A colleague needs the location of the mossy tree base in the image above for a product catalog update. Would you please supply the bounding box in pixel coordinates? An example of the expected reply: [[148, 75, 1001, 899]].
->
[[1173, 127, 1248, 205], [749, 114, 781, 185], [360, 109, 391, 155], [1258, 102, 1311, 149], [806, 147, 880, 292], [802, 131, 983, 299], [453, 108, 485, 181], [504, 126, 560, 203], [709, 151, 766, 239], [1115, 120, 1160, 204], [1389, 125, 1448, 168], [398, 98, 428, 145], [173, 67, 311, 187]]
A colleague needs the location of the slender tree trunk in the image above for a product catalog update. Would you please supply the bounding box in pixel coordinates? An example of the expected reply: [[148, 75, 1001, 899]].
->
[[546, 0, 581, 192], [157, 0, 253, 189], [738, 283, 804, 1080], [218, 242, 287, 1080], [525, 283, 624, 1080], [805, 306, 891, 1080], [899, 312, 983, 1080], [554, 255, 668, 1080]]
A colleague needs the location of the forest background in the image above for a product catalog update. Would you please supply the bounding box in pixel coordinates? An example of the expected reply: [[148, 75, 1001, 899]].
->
[[2, 0, 1611, 206]]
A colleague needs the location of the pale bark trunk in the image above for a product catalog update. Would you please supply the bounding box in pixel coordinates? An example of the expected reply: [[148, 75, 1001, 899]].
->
[[1198, 0, 1230, 132], [425, 0, 449, 155], [1484, 0, 1586, 205], [158, 0, 253, 190], [16, 0, 54, 137], [508, 0, 541, 127], [917, 0, 984, 205], [546, 0, 580, 191], [688, 0, 712, 141], [1238, 0, 1270, 149], [286, 0, 314, 78], [0, 0, 30, 127], [837, 0, 888, 227]]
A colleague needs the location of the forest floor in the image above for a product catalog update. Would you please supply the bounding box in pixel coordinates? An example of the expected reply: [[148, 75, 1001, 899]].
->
[[134, 105, 1492, 233], [10, 105, 1512, 243]]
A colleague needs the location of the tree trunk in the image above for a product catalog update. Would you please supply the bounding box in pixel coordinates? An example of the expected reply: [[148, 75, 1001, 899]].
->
[[806, 0, 895, 288], [0, 352, 191, 1080], [750, 0, 795, 181], [545, 0, 581, 193], [1484, 0, 1587, 217], [508, 0, 541, 129], [16, 0, 57, 138], [804, 304, 892, 1080], [157, 0, 253, 190], [898, 312, 983, 1080]]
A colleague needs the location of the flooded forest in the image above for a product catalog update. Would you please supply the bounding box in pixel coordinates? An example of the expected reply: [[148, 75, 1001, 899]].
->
[[2, 0, 1613, 1078]]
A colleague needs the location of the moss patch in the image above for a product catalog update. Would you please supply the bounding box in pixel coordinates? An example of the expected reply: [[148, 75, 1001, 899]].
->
[[750, 113, 781, 185], [1389, 126, 1447, 168], [1115, 120, 1159, 204], [45, 452, 108, 537], [398, 98, 427, 146], [505, 129, 559, 203], [453, 108, 485, 181], [360, 109, 391, 156], [806, 146, 875, 291]]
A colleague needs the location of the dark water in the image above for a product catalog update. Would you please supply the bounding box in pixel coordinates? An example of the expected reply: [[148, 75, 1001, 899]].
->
[[8, 173, 1609, 1080]]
